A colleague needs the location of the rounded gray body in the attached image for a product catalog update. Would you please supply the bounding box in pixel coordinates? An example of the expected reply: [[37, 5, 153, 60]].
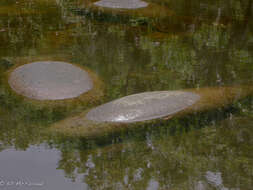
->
[[9, 61, 93, 100], [94, 0, 149, 9], [86, 91, 200, 123]]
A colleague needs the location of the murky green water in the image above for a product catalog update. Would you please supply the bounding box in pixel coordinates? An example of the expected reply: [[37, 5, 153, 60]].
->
[[0, 0, 252, 189]]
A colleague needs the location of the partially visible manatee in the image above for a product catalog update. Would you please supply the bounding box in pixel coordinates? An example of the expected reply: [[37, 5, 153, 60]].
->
[[86, 91, 200, 123], [94, 0, 149, 9], [72, 0, 173, 21]]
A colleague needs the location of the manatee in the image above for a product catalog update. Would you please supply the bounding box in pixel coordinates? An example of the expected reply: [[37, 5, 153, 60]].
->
[[2, 57, 103, 121], [8, 61, 93, 100], [86, 91, 200, 123], [94, 0, 149, 9], [49, 86, 253, 138], [72, 0, 173, 21]]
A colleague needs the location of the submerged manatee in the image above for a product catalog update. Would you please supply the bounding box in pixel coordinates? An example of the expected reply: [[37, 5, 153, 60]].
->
[[94, 0, 149, 9], [73, 0, 173, 21], [8, 61, 93, 100], [3, 58, 103, 121], [49, 86, 253, 138], [86, 91, 200, 123]]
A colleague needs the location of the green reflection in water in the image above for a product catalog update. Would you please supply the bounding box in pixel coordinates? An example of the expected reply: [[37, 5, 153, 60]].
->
[[53, 115, 253, 189], [0, 0, 252, 189]]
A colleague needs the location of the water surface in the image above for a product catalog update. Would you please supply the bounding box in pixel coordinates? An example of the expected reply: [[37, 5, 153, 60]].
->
[[0, 0, 252, 189]]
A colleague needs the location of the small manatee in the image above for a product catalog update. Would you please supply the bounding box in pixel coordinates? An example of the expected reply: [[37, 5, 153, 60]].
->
[[94, 0, 149, 9], [8, 61, 93, 100]]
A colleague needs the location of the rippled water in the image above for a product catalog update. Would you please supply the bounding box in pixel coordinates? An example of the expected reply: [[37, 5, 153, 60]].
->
[[0, 0, 252, 189]]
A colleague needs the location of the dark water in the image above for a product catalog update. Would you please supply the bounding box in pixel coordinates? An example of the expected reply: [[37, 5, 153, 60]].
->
[[0, 0, 252, 189]]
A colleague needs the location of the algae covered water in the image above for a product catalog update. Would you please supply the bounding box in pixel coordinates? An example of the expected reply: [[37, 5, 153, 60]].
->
[[0, 0, 252, 189]]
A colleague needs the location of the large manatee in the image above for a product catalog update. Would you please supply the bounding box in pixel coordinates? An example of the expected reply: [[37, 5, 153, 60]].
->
[[49, 86, 253, 138]]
